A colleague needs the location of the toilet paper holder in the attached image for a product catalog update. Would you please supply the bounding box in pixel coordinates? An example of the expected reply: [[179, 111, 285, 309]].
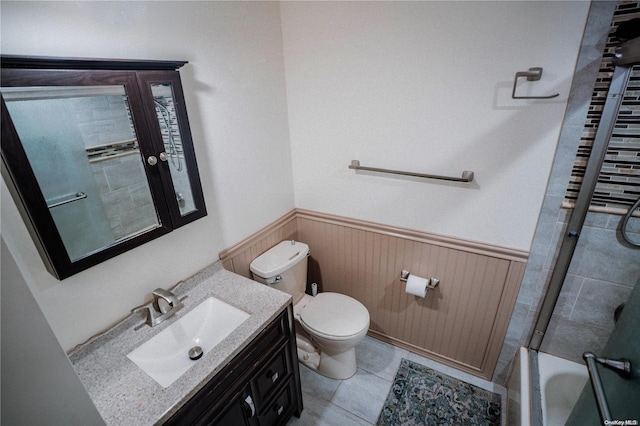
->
[[400, 270, 440, 289]]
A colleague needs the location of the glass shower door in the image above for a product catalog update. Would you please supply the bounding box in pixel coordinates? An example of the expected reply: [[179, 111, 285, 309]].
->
[[566, 280, 640, 425], [561, 62, 640, 425]]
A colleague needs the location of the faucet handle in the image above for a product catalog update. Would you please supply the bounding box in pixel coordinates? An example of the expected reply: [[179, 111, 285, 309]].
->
[[152, 288, 178, 302], [132, 303, 156, 327], [152, 288, 184, 312], [133, 288, 184, 327], [132, 304, 151, 315]]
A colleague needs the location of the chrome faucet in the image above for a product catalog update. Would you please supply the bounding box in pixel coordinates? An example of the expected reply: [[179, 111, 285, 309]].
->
[[133, 288, 184, 327]]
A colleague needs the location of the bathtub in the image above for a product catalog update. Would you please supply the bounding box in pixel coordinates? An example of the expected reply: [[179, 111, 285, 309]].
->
[[508, 347, 588, 426]]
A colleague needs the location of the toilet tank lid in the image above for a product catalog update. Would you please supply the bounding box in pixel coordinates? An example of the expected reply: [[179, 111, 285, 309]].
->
[[249, 240, 309, 278]]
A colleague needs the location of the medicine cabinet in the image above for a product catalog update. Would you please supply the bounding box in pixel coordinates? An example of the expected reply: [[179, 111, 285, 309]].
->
[[1, 55, 207, 279]]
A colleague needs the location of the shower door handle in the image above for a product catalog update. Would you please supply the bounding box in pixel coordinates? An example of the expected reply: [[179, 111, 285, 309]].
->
[[46, 191, 87, 209], [584, 352, 632, 379], [583, 351, 633, 423]]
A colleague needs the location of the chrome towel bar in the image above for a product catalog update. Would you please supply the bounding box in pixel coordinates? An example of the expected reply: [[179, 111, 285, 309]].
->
[[348, 160, 474, 183], [46, 191, 87, 209]]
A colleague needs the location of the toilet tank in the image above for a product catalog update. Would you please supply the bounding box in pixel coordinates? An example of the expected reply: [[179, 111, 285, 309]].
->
[[250, 240, 309, 304]]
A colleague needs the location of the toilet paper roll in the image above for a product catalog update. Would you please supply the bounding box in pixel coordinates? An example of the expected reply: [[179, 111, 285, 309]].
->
[[405, 274, 429, 298]]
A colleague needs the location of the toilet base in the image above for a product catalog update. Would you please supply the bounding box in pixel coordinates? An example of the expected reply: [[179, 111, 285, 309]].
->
[[295, 332, 358, 380], [316, 347, 357, 380]]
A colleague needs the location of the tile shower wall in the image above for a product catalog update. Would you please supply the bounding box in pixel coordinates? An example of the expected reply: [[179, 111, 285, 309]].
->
[[154, 96, 184, 161], [153, 94, 196, 214], [565, 10, 640, 212], [540, 2, 640, 363], [539, 210, 639, 361], [588, 65, 640, 210], [77, 94, 156, 240], [75, 95, 135, 148], [495, 1, 640, 383], [91, 154, 156, 240]]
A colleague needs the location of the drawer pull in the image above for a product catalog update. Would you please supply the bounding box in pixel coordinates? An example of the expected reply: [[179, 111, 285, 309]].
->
[[243, 395, 256, 417], [275, 405, 284, 416], [268, 370, 279, 383]]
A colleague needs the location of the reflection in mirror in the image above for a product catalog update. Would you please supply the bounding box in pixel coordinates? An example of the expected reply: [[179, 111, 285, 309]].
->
[[2, 85, 160, 261], [151, 83, 196, 216]]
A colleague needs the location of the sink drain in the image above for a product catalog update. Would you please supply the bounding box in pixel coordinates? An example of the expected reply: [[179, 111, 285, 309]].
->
[[188, 346, 203, 361]]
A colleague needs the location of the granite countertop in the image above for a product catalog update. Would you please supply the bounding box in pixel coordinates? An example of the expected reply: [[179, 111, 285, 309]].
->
[[68, 261, 292, 425]]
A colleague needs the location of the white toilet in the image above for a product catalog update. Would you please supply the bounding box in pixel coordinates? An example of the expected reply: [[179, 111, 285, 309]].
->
[[250, 240, 370, 380]]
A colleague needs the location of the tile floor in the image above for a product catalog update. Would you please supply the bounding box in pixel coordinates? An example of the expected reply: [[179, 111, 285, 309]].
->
[[287, 335, 507, 425]]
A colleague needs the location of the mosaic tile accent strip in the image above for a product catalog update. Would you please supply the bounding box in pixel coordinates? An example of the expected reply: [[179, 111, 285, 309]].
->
[[564, 1, 640, 214], [86, 139, 139, 163], [154, 96, 184, 158]]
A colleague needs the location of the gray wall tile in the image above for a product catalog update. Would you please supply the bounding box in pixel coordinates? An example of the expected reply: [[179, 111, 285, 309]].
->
[[539, 315, 610, 361], [571, 279, 632, 330]]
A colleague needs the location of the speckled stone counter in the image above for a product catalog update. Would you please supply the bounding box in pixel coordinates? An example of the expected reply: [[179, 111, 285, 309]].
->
[[68, 261, 292, 425]]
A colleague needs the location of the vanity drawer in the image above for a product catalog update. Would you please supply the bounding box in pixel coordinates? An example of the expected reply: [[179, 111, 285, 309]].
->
[[252, 343, 291, 409], [258, 380, 295, 426]]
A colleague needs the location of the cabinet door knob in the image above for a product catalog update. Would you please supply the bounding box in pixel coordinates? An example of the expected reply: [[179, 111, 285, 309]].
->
[[274, 405, 284, 416], [147, 156, 158, 166], [159, 152, 168, 162], [268, 370, 279, 382]]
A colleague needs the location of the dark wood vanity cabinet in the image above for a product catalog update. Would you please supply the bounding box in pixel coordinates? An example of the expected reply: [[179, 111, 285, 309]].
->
[[165, 305, 303, 426]]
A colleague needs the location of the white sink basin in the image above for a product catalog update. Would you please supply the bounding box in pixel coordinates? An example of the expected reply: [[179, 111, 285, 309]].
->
[[127, 296, 250, 388]]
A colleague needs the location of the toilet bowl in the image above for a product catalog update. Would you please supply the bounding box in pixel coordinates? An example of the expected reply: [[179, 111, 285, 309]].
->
[[295, 292, 369, 378], [250, 240, 370, 379]]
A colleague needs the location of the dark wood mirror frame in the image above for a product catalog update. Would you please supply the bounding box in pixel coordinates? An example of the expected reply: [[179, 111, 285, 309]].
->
[[1, 55, 207, 279]]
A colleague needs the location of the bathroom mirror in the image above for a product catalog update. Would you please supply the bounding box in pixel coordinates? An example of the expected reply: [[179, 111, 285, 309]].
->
[[1, 56, 207, 279]]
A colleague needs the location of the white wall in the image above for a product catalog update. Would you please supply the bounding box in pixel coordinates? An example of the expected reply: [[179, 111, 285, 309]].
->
[[1, 1, 294, 350], [1, 237, 106, 425], [280, 1, 590, 250], [1, 1, 591, 351]]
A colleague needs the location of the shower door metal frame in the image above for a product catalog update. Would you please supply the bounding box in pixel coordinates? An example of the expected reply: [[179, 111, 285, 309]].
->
[[529, 63, 635, 351]]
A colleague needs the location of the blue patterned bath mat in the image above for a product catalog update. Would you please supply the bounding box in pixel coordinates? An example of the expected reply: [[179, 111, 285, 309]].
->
[[376, 358, 501, 426]]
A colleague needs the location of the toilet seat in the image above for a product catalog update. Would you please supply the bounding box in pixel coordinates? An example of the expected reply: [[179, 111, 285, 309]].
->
[[298, 292, 369, 340]]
